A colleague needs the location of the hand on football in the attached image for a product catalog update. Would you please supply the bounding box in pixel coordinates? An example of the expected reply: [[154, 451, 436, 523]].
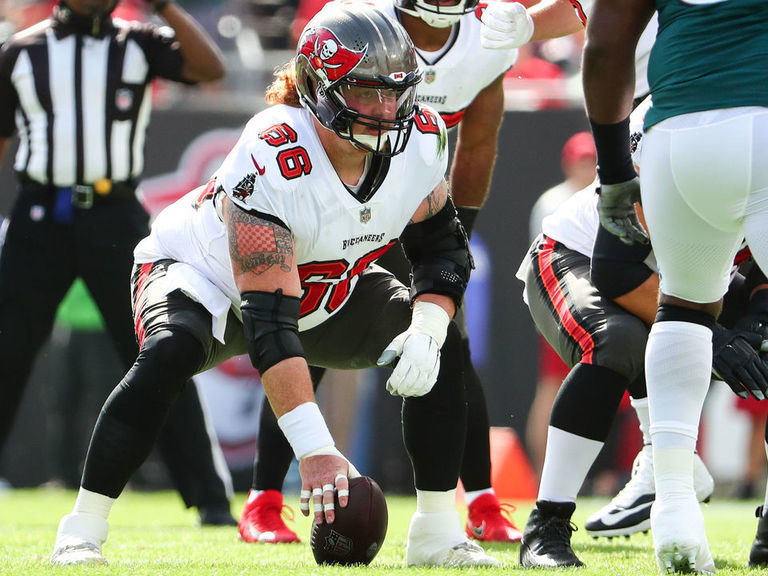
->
[[597, 177, 649, 246], [299, 447, 360, 524], [481, 1, 534, 50], [377, 330, 441, 397], [712, 324, 768, 401]]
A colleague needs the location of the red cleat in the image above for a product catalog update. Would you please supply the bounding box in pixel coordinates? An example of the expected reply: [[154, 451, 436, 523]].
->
[[238, 490, 301, 543], [465, 493, 523, 543]]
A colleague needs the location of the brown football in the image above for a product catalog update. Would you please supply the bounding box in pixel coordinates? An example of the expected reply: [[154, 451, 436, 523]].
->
[[310, 475, 388, 565]]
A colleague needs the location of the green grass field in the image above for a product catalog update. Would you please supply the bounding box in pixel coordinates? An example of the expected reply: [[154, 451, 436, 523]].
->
[[0, 489, 764, 575]]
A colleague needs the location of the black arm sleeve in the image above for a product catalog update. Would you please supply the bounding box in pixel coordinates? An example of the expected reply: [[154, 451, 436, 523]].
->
[[590, 220, 653, 299], [240, 289, 305, 374], [399, 196, 474, 306]]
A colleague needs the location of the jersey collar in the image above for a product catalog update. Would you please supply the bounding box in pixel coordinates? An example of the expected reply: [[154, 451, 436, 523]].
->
[[52, 4, 116, 38]]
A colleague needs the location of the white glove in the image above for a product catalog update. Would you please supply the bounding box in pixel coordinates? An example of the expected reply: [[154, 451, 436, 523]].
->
[[481, 1, 534, 50], [377, 301, 450, 397]]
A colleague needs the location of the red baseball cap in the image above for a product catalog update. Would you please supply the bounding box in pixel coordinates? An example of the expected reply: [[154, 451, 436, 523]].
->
[[561, 132, 596, 163]]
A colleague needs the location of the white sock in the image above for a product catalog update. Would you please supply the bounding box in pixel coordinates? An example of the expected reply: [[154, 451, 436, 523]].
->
[[464, 488, 494, 507], [72, 487, 116, 520], [537, 426, 603, 503], [416, 489, 456, 514], [630, 396, 652, 445], [654, 446, 694, 500], [646, 321, 711, 502]]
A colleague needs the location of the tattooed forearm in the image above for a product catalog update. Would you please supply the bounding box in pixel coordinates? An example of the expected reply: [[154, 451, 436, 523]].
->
[[226, 203, 294, 275]]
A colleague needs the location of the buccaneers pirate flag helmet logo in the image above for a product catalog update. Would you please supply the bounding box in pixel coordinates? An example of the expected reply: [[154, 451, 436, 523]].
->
[[298, 27, 367, 85]]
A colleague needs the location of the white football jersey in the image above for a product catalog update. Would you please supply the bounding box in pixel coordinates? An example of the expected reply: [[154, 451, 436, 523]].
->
[[135, 104, 448, 333], [376, 0, 518, 129], [570, 0, 657, 99], [540, 183, 601, 259]]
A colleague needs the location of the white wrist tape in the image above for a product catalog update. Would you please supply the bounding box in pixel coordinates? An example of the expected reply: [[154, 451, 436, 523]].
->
[[411, 301, 451, 348], [303, 445, 343, 459], [277, 402, 334, 460]]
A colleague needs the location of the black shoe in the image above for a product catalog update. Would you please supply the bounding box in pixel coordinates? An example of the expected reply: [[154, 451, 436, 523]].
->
[[199, 505, 237, 526], [750, 506, 768, 566], [519, 500, 584, 568]]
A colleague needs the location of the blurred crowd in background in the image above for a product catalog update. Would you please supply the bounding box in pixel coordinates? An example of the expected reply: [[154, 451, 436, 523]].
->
[[0, 0, 585, 112]]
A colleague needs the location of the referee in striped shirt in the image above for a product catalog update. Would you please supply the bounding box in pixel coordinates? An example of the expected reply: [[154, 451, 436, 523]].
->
[[0, 0, 233, 525]]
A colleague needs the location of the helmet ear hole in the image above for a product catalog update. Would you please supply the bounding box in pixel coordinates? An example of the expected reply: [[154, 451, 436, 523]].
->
[[306, 77, 316, 100]]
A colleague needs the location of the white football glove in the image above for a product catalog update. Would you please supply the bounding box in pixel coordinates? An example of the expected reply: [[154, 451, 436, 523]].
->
[[377, 301, 450, 397], [481, 1, 534, 50]]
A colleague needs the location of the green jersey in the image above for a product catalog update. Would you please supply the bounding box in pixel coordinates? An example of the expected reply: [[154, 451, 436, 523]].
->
[[646, 0, 768, 129]]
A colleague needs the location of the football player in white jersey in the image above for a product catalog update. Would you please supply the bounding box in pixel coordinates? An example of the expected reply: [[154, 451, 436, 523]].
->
[[50, 4, 499, 568], [515, 99, 768, 568], [479, 0, 675, 540], [240, 0, 523, 546]]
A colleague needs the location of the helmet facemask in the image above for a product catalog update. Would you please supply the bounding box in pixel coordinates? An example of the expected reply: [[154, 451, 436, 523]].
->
[[295, 4, 422, 157], [396, 0, 479, 28], [321, 75, 419, 155]]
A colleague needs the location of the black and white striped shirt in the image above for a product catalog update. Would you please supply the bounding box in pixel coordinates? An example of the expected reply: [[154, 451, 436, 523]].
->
[[0, 7, 188, 187]]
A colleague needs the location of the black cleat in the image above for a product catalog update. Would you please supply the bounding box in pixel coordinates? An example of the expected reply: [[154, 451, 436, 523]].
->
[[519, 500, 584, 568], [749, 506, 768, 566], [199, 505, 237, 527]]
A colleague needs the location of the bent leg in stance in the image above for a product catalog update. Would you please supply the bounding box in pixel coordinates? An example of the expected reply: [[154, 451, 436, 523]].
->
[[404, 322, 499, 567], [51, 328, 206, 565]]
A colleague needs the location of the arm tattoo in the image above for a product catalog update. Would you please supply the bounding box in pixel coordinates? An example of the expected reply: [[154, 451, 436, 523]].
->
[[226, 206, 294, 275], [424, 187, 443, 219], [409, 181, 449, 224]]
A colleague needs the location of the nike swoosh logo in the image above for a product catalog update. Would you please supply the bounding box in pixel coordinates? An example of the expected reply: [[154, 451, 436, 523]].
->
[[600, 502, 653, 527], [251, 154, 265, 175], [470, 521, 486, 538]]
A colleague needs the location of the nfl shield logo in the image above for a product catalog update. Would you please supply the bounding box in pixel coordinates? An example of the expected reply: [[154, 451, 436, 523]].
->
[[425, 69, 436, 84], [116, 88, 134, 112], [359, 206, 371, 224]]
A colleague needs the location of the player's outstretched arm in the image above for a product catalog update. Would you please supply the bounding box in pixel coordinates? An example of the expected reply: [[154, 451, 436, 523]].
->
[[450, 75, 505, 214], [223, 197, 357, 524], [481, 0, 582, 50]]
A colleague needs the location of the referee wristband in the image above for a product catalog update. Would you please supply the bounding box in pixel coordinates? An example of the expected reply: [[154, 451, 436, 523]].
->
[[153, 0, 174, 14], [277, 402, 335, 460]]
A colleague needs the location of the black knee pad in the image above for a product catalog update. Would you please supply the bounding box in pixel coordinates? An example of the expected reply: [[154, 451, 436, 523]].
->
[[655, 304, 716, 329], [114, 328, 205, 411], [85, 328, 206, 498]]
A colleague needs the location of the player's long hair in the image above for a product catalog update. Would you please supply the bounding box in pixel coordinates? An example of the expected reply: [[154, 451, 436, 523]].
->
[[265, 59, 301, 108]]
